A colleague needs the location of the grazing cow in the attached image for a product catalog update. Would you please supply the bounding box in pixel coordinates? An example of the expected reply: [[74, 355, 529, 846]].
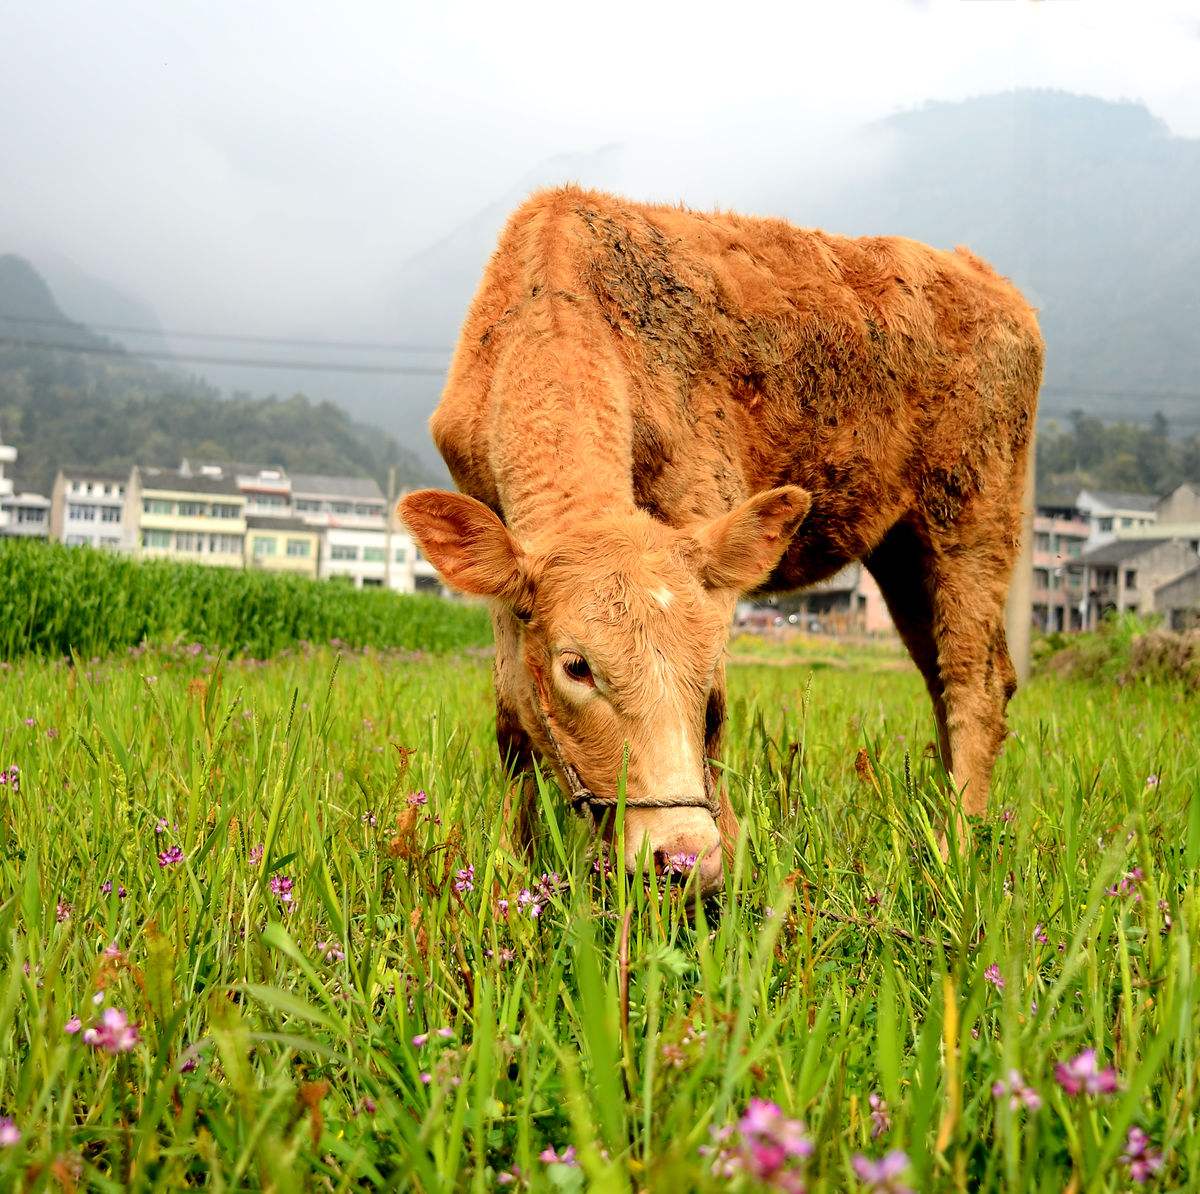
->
[[401, 187, 1043, 895]]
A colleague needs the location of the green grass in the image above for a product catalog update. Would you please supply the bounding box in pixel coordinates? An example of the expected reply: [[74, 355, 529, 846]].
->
[[0, 538, 491, 660], [1, 642, 1197, 1190]]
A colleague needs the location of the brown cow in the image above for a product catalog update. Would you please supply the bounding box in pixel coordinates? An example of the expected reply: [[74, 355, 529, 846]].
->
[[401, 186, 1043, 895]]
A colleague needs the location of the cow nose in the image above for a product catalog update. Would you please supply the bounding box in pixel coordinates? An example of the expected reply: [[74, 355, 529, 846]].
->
[[622, 806, 724, 896]]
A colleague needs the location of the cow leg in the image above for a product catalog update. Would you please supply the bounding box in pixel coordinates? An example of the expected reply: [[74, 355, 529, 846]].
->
[[925, 523, 1020, 822], [493, 606, 537, 856], [865, 525, 951, 771], [706, 666, 740, 863]]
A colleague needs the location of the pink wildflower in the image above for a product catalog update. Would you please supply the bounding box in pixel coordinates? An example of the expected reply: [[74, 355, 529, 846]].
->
[[65, 1015, 82, 1034], [991, 1069, 1042, 1111], [316, 940, 345, 963], [100, 880, 127, 899], [539, 1145, 578, 1167], [1054, 1049, 1118, 1096], [56, 900, 71, 923], [83, 1007, 140, 1054], [248, 843, 264, 866], [1121, 1126, 1164, 1183], [868, 1093, 891, 1139], [157, 845, 184, 867], [1033, 924, 1049, 944], [0, 1118, 19, 1148], [497, 1164, 523, 1185], [704, 1098, 812, 1190], [453, 864, 475, 894], [983, 964, 1005, 991], [852, 1150, 914, 1194], [408, 790, 428, 807], [1145, 775, 1159, 787], [269, 874, 294, 906], [411, 1033, 429, 1047], [437, 1026, 453, 1039]]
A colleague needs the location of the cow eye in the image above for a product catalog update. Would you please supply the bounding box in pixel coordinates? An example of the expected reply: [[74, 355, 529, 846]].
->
[[561, 652, 594, 687]]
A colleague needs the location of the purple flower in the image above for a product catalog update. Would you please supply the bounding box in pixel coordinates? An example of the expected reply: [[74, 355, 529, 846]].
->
[[1107, 868, 1144, 898], [24, 717, 35, 727], [56, 900, 71, 923], [1121, 1126, 1164, 1183], [852, 1150, 913, 1193], [248, 843, 264, 866], [411, 1032, 429, 1047], [539, 1145, 578, 1167], [154, 818, 169, 834], [2, 765, 20, 793], [408, 790, 428, 807], [269, 874, 294, 905], [437, 1026, 453, 1039], [158, 846, 184, 868], [1054, 1049, 1118, 1096], [983, 964, 1005, 991], [517, 888, 543, 918], [316, 940, 345, 963], [1145, 774, 1159, 787], [65, 1015, 82, 1034], [704, 1098, 812, 1189], [100, 880, 127, 899], [868, 1093, 891, 1139], [453, 864, 475, 894], [497, 1164, 523, 1185], [0, 1117, 19, 1148], [1033, 924, 1049, 945], [361, 811, 377, 827], [991, 1069, 1042, 1112], [83, 1007, 140, 1054], [664, 851, 699, 876]]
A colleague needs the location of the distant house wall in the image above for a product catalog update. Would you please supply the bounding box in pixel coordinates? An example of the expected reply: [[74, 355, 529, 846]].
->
[[1155, 567, 1200, 631], [1156, 482, 1200, 525]]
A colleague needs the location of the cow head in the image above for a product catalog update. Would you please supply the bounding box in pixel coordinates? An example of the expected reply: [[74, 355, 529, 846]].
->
[[400, 487, 811, 896]]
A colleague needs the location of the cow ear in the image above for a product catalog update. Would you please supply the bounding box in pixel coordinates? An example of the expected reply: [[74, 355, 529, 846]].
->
[[399, 490, 529, 605], [692, 486, 811, 592]]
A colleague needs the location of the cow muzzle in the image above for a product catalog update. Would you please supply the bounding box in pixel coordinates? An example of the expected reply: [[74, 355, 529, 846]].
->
[[620, 805, 724, 896]]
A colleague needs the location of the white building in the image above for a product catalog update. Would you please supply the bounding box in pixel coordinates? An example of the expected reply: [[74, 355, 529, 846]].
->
[[50, 468, 128, 549], [0, 426, 51, 539], [1075, 489, 1159, 548], [291, 473, 435, 592]]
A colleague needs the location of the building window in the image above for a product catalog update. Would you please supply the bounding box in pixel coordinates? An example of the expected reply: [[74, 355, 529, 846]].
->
[[65, 534, 89, 547], [1033, 568, 1049, 589], [1034, 533, 1051, 552], [100, 505, 122, 523], [363, 546, 385, 562], [286, 538, 311, 557], [211, 503, 241, 519], [248, 493, 288, 509], [101, 538, 120, 549], [17, 506, 46, 524], [177, 501, 207, 517], [356, 503, 382, 517], [252, 536, 277, 556], [1098, 517, 1113, 533], [175, 532, 206, 552], [1120, 517, 1134, 528], [331, 502, 353, 515], [1124, 569, 1137, 590], [142, 529, 171, 549], [330, 544, 358, 561], [144, 498, 174, 515], [393, 546, 407, 563], [68, 503, 96, 521], [209, 534, 242, 554], [1067, 539, 1082, 557], [294, 499, 321, 512]]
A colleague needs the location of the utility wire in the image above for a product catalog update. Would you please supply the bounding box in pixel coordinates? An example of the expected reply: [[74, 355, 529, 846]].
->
[[0, 335, 448, 377], [0, 311, 453, 355]]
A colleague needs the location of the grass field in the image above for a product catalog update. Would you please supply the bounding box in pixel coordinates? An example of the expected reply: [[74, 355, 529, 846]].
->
[[1, 639, 1197, 1190]]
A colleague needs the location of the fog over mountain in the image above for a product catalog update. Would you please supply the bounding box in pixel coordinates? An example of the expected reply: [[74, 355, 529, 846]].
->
[[3, 2, 1198, 469]]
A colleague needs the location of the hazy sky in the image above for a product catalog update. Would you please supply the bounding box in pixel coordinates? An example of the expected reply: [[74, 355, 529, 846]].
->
[[3, 0, 1199, 340]]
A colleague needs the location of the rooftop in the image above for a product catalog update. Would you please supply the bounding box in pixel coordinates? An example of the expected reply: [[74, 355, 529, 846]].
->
[[1080, 489, 1160, 513], [137, 468, 242, 497], [1079, 537, 1174, 566], [290, 473, 385, 501], [58, 466, 130, 484]]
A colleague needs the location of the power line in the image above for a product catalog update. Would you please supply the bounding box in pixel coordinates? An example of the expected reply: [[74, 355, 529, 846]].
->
[[0, 335, 448, 377], [0, 311, 453, 355]]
